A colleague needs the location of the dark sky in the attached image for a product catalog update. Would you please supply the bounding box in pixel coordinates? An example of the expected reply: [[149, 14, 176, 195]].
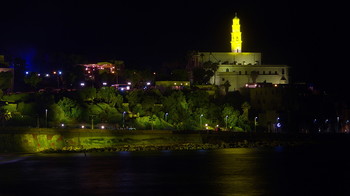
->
[[0, 0, 348, 92]]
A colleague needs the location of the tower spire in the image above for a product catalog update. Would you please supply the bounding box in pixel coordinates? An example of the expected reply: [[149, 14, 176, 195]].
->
[[231, 13, 242, 53]]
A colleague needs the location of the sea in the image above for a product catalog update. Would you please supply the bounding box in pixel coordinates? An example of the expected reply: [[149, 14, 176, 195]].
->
[[0, 145, 349, 196]]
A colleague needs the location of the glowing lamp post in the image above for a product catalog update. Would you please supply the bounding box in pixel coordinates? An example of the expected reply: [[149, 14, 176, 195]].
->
[[254, 116, 258, 132], [90, 115, 95, 129], [165, 112, 169, 122], [122, 111, 126, 128], [45, 109, 48, 128], [200, 114, 204, 130], [276, 117, 281, 132]]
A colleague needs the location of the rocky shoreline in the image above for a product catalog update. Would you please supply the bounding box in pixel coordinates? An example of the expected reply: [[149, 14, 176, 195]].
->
[[1, 127, 349, 153], [41, 139, 318, 153]]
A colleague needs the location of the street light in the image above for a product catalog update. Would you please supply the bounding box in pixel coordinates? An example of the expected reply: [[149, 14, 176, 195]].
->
[[254, 116, 258, 132], [45, 109, 48, 128], [276, 117, 282, 132], [123, 111, 126, 128], [200, 114, 204, 129], [337, 116, 340, 132], [165, 112, 169, 122], [90, 115, 95, 129]]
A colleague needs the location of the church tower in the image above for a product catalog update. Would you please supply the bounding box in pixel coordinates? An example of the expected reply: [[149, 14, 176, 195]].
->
[[231, 13, 242, 53]]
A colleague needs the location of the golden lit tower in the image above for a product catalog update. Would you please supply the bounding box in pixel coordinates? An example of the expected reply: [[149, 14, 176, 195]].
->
[[231, 13, 242, 53]]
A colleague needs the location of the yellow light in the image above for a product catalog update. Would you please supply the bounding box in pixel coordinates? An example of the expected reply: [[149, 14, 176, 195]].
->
[[231, 13, 242, 53]]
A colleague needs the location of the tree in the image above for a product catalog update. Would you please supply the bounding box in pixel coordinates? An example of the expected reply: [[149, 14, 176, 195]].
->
[[140, 89, 163, 116], [162, 91, 190, 129], [222, 105, 240, 130], [0, 71, 13, 91], [24, 72, 42, 90], [192, 67, 213, 84], [149, 115, 156, 130], [96, 87, 119, 107], [222, 80, 231, 94], [126, 89, 143, 112], [241, 102, 251, 121], [192, 61, 219, 84], [79, 87, 96, 101], [0, 107, 12, 126], [57, 97, 81, 120]]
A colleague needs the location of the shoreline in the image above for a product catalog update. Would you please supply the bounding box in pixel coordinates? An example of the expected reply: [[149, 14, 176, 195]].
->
[[1, 127, 349, 153]]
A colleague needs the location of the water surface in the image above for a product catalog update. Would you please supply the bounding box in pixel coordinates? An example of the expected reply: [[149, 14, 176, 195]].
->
[[1, 147, 349, 195]]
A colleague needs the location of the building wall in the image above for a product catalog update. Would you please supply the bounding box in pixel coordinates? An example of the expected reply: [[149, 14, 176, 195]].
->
[[199, 52, 261, 65], [211, 64, 289, 91]]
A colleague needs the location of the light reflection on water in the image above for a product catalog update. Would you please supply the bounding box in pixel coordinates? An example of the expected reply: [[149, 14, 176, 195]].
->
[[0, 148, 350, 196]]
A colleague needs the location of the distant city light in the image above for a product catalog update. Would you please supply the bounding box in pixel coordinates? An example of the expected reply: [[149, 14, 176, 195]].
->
[[25, 71, 29, 75], [146, 82, 151, 85], [102, 82, 107, 86], [81, 125, 85, 129], [80, 82, 85, 86], [61, 123, 65, 127], [101, 125, 105, 129], [45, 74, 50, 77], [126, 86, 130, 90], [127, 82, 131, 85], [58, 71, 62, 75], [53, 71, 57, 74]]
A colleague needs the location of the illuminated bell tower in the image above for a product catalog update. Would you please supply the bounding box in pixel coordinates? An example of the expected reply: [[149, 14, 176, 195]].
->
[[231, 13, 242, 53]]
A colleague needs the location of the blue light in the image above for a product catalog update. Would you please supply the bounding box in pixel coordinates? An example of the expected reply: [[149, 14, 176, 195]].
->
[[25, 71, 29, 75], [58, 71, 62, 75]]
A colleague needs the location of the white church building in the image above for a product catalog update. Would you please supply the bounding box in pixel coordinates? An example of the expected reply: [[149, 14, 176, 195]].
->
[[193, 14, 289, 92]]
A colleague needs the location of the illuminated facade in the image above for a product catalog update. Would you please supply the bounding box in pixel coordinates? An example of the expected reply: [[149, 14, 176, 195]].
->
[[82, 62, 116, 80], [194, 14, 289, 92], [231, 13, 242, 53]]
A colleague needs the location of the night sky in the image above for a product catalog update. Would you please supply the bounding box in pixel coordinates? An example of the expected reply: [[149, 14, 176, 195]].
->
[[0, 0, 348, 93]]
